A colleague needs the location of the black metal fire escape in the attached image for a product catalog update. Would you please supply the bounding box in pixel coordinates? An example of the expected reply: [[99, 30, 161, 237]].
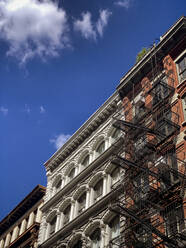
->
[[109, 56, 186, 248]]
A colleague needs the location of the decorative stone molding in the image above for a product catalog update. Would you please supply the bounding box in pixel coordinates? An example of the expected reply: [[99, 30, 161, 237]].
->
[[88, 171, 103, 187], [84, 220, 101, 236], [73, 185, 87, 200], [46, 210, 57, 223], [59, 198, 72, 212], [92, 135, 105, 151]]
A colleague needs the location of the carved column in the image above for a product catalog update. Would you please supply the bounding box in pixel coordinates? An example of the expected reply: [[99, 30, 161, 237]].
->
[[100, 224, 106, 248], [85, 188, 90, 209], [89, 187, 94, 206], [70, 200, 75, 221], [107, 173, 112, 193], [45, 223, 50, 241], [55, 211, 61, 232], [103, 173, 107, 196]]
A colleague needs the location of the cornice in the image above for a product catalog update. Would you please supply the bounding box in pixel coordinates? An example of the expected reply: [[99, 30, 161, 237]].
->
[[117, 16, 186, 96], [45, 92, 119, 171]]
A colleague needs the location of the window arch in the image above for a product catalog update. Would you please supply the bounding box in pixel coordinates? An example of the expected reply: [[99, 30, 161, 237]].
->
[[94, 179, 103, 202], [77, 192, 86, 214], [82, 154, 90, 168], [68, 167, 75, 180], [52, 175, 62, 195], [111, 167, 120, 186], [111, 129, 120, 139], [63, 204, 71, 226], [96, 141, 105, 155], [49, 215, 57, 237], [109, 216, 120, 241], [90, 228, 101, 248]]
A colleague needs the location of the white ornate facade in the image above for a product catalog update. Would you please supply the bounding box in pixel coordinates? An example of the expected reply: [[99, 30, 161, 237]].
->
[[38, 93, 124, 248]]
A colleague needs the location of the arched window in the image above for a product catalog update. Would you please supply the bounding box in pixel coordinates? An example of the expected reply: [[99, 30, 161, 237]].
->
[[56, 179, 62, 192], [63, 205, 71, 225], [69, 168, 75, 180], [72, 240, 82, 248], [111, 167, 120, 186], [96, 141, 105, 155], [78, 192, 86, 214], [49, 216, 57, 237], [109, 216, 120, 241], [82, 155, 89, 167], [90, 228, 101, 248], [94, 179, 103, 202], [111, 129, 120, 139]]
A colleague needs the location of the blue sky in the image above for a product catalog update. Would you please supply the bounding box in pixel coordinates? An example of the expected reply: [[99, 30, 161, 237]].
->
[[0, 0, 185, 220]]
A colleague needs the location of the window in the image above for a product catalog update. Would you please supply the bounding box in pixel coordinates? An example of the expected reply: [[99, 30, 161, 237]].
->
[[153, 79, 169, 106], [82, 155, 89, 167], [109, 216, 120, 241], [78, 192, 86, 214], [177, 54, 186, 83], [73, 240, 82, 248], [94, 179, 103, 202], [112, 129, 120, 139], [63, 205, 71, 225], [163, 203, 185, 237], [49, 216, 57, 237], [69, 168, 75, 180], [90, 228, 101, 248], [182, 94, 186, 121], [96, 141, 105, 155], [56, 179, 62, 192], [111, 167, 120, 186]]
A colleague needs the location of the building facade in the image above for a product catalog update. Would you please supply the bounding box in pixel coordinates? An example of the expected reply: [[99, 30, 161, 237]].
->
[[38, 16, 186, 248], [0, 185, 45, 248]]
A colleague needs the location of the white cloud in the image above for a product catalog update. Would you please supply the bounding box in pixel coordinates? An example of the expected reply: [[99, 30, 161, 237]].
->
[[24, 104, 31, 114], [74, 12, 96, 40], [74, 9, 111, 40], [40, 105, 46, 114], [96, 10, 112, 37], [115, 0, 131, 9], [50, 133, 71, 150], [0, 0, 69, 64], [0, 106, 8, 115]]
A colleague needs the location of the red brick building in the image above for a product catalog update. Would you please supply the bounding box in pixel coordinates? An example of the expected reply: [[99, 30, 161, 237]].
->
[[110, 16, 186, 247]]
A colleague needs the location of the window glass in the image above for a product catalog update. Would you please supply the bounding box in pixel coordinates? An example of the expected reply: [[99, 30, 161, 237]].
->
[[90, 228, 101, 248], [63, 205, 71, 225], [82, 155, 89, 167], [56, 179, 62, 191], [78, 192, 86, 214], [109, 216, 120, 240], [94, 179, 103, 201], [182, 94, 186, 121], [177, 55, 186, 82], [69, 168, 75, 180], [112, 129, 120, 139], [96, 141, 105, 155], [111, 167, 120, 185], [50, 216, 57, 236], [73, 240, 82, 248]]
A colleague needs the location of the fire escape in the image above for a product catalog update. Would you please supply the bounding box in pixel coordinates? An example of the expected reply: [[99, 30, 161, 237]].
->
[[109, 56, 186, 248]]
